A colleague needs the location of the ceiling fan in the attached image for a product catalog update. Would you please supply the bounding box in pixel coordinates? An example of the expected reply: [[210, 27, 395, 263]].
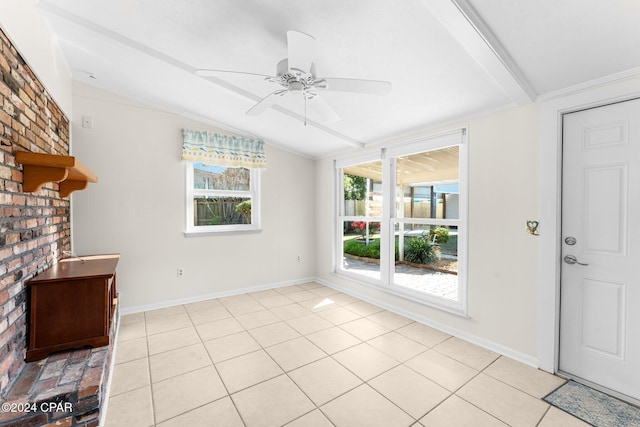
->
[[195, 31, 392, 124]]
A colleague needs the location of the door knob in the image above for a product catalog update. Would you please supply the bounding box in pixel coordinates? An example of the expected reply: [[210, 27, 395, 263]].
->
[[564, 255, 588, 266]]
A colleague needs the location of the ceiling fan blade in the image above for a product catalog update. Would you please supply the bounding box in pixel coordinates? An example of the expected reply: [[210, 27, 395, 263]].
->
[[287, 31, 315, 74], [307, 94, 340, 123], [246, 90, 288, 116], [315, 78, 392, 95], [195, 69, 273, 79]]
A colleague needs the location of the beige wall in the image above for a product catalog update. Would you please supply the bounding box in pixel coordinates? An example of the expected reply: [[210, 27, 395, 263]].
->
[[70, 82, 317, 311], [315, 104, 541, 362]]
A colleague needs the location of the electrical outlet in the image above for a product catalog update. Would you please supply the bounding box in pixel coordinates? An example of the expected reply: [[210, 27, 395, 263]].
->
[[297, 255, 301, 262], [177, 268, 184, 277]]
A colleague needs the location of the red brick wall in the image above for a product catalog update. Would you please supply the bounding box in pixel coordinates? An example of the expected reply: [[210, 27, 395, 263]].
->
[[0, 29, 71, 393]]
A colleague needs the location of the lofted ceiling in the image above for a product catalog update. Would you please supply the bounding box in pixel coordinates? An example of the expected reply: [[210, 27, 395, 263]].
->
[[37, 0, 640, 158]]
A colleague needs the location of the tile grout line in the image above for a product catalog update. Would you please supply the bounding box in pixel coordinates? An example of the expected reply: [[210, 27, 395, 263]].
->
[[246, 289, 342, 424], [145, 311, 463, 425], [143, 314, 157, 427], [145, 304, 245, 427], [261, 289, 427, 424], [479, 357, 566, 402], [125, 297, 435, 421], [332, 316, 483, 424], [437, 354, 549, 427], [127, 291, 382, 423], [188, 304, 249, 427], [347, 329, 449, 422], [535, 405, 553, 427], [314, 320, 429, 424], [111, 284, 564, 427], [240, 286, 373, 425], [232, 287, 332, 425]]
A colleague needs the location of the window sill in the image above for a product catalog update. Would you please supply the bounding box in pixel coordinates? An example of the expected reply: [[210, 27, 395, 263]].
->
[[184, 225, 261, 237]]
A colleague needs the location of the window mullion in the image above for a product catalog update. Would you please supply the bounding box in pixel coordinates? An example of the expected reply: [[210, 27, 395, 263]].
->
[[379, 154, 394, 285], [394, 218, 461, 226], [336, 166, 345, 217], [340, 216, 382, 222], [250, 169, 259, 228], [335, 164, 344, 273], [186, 163, 194, 231]]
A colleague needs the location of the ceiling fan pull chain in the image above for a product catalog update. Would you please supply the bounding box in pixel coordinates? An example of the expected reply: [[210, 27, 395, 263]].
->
[[304, 94, 307, 126]]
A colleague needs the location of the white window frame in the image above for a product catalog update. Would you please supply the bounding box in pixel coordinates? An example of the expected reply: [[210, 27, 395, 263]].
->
[[185, 163, 261, 235], [335, 129, 468, 315]]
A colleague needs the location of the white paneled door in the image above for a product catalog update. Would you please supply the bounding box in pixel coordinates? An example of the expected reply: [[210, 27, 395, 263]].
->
[[560, 98, 640, 402]]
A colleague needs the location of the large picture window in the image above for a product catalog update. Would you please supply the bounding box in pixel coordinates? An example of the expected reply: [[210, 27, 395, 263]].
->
[[336, 129, 467, 314], [186, 163, 260, 234]]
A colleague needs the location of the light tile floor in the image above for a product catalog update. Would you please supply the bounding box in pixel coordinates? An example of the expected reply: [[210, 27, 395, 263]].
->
[[105, 282, 589, 427]]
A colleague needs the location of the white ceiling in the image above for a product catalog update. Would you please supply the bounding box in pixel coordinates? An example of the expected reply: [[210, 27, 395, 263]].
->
[[38, 0, 640, 158]]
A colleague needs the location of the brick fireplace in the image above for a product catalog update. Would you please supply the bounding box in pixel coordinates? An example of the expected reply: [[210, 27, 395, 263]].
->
[[0, 27, 117, 427], [0, 27, 72, 394]]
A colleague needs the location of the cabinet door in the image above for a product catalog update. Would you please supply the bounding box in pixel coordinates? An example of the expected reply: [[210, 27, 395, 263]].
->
[[31, 278, 107, 348]]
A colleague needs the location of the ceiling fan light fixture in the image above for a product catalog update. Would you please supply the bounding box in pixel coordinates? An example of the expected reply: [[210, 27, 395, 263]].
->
[[196, 30, 391, 123]]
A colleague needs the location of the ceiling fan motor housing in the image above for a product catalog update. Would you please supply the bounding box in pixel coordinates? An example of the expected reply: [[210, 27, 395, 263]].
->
[[276, 59, 317, 89]]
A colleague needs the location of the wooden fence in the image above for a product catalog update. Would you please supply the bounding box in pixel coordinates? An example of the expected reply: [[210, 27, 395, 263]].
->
[[344, 200, 444, 218], [194, 197, 247, 225]]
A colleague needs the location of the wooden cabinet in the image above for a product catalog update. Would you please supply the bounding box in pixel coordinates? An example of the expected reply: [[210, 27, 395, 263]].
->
[[26, 254, 119, 362]]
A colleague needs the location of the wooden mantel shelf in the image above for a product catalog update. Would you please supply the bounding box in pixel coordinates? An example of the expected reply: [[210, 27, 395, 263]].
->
[[16, 151, 98, 197]]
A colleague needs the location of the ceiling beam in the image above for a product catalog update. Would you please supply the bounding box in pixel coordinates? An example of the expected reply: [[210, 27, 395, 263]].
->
[[420, 0, 537, 105]]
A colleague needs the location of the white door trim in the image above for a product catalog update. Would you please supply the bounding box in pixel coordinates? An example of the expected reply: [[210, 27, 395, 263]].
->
[[538, 77, 640, 373]]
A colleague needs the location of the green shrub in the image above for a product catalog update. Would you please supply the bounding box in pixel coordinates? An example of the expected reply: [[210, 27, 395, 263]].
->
[[235, 200, 251, 223], [405, 232, 435, 264], [344, 239, 381, 258], [344, 239, 400, 260], [429, 227, 450, 244]]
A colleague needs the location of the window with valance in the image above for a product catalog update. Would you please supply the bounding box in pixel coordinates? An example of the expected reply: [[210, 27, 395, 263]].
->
[[181, 129, 267, 168], [182, 129, 266, 235]]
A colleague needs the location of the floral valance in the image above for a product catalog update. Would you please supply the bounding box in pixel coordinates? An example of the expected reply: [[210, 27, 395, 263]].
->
[[181, 129, 267, 169]]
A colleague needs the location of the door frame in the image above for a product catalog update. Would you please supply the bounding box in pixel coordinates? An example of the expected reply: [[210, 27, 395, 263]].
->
[[538, 77, 640, 375]]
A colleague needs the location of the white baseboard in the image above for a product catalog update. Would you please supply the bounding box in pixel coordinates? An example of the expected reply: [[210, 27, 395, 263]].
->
[[118, 275, 538, 369], [315, 277, 539, 369], [118, 277, 316, 315]]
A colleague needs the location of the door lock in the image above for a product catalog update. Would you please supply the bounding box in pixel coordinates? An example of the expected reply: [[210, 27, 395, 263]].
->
[[563, 255, 588, 266], [564, 236, 577, 245]]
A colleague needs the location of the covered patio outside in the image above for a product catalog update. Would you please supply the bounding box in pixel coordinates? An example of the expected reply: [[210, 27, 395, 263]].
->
[[342, 145, 461, 301]]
